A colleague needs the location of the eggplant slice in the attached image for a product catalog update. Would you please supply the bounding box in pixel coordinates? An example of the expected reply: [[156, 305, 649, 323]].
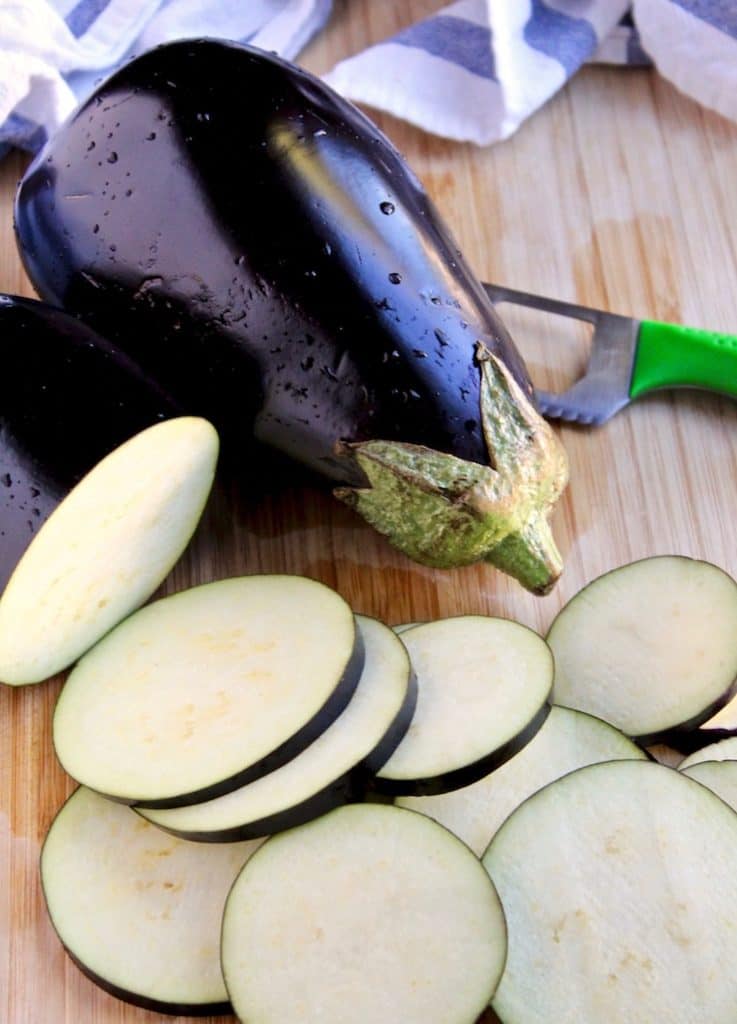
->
[[53, 576, 364, 806], [0, 294, 181, 594], [678, 736, 737, 771], [483, 760, 737, 1023], [680, 760, 737, 812], [15, 39, 568, 593], [0, 416, 218, 686], [397, 706, 645, 856], [221, 803, 506, 1024], [547, 556, 737, 742], [139, 615, 416, 841], [41, 787, 262, 1015], [374, 616, 552, 796]]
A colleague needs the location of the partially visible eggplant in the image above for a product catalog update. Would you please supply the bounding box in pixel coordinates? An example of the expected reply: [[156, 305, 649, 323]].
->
[[15, 40, 567, 593], [0, 295, 180, 591]]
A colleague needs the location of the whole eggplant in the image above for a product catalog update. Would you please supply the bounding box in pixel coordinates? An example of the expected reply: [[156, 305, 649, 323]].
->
[[15, 39, 567, 593], [0, 295, 180, 590]]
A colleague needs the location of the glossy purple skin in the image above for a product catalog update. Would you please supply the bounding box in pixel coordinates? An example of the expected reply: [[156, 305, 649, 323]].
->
[[0, 295, 180, 591], [16, 39, 534, 485]]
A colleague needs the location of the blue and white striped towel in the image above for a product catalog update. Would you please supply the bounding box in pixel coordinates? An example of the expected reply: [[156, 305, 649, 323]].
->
[[1, 0, 736, 159]]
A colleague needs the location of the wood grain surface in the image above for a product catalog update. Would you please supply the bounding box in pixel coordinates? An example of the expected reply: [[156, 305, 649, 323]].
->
[[3, 1, 737, 1021]]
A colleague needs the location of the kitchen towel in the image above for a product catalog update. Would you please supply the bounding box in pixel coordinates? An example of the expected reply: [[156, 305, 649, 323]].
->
[[0, 0, 332, 157], [1, 0, 735, 158], [326, 0, 737, 143]]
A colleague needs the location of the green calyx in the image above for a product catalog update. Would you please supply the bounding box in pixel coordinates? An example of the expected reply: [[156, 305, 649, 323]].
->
[[334, 344, 568, 595]]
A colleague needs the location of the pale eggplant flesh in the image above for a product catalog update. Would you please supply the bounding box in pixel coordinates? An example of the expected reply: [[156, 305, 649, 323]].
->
[[0, 294, 180, 592], [15, 39, 567, 592]]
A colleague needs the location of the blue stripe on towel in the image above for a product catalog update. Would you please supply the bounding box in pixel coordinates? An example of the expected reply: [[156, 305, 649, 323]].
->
[[524, 0, 599, 76], [0, 112, 48, 154], [392, 14, 496, 81], [671, 0, 737, 39], [65, 0, 112, 39]]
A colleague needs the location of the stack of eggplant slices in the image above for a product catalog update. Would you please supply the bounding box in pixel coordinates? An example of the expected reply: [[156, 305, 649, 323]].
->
[[3, 418, 737, 1023]]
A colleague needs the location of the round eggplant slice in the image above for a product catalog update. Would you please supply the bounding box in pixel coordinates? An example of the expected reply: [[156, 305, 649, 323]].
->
[[221, 803, 506, 1024], [0, 294, 181, 595], [41, 787, 262, 1015], [547, 556, 737, 742], [678, 735, 737, 771], [138, 615, 415, 840], [397, 706, 645, 855], [680, 760, 737, 811], [375, 616, 552, 796], [483, 760, 737, 1024], [0, 416, 218, 686], [53, 576, 363, 806]]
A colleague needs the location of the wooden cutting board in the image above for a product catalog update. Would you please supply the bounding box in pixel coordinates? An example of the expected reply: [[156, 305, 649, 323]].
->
[[2, 1, 737, 1021]]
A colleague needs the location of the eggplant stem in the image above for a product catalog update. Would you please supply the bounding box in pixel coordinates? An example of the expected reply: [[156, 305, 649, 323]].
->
[[335, 347, 568, 594], [486, 515, 563, 596]]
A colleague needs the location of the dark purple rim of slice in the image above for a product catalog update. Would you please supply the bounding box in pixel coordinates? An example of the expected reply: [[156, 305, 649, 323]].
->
[[110, 624, 366, 810], [141, 670, 419, 843], [371, 699, 551, 798]]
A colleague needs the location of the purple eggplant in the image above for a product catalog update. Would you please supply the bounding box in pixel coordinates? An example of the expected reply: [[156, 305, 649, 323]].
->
[[15, 40, 567, 593], [0, 295, 180, 590]]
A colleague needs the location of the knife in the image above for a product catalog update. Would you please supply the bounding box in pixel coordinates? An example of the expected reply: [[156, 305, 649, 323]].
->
[[483, 282, 737, 425]]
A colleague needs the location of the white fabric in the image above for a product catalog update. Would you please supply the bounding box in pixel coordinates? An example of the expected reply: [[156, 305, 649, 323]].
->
[[1, 0, 736, 154], [0, 0, 329, 151], [634, 0, 737, 124]]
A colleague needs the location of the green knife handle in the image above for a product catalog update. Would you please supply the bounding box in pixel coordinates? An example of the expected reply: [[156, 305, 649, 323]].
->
[[631, 319, 737, 399]]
